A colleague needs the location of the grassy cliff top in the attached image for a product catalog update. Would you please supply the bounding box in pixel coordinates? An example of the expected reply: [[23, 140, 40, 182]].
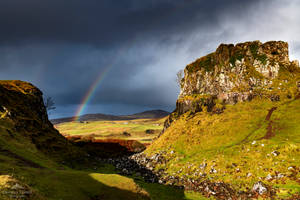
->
[[185, 40, 289, 73], [0, 80, 41, 95]]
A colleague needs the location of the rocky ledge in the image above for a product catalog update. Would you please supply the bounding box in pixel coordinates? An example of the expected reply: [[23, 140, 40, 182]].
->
[[100, 152, 300, 199], [164, 41, 300, 131], [0, 80, 84, 164]]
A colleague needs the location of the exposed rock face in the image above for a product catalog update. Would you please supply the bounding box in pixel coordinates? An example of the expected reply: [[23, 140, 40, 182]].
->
[[0, 80, 49, 124], [163, 41, 300, 131], [0, 80, 83, 163], [181, 41, 296, 103], [0, 80, 147, 166]]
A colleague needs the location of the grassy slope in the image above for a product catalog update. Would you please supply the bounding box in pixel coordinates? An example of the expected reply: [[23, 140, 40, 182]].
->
[[146, 98, 300, 198], [0, 81, 207, 199], [0, 115, 210, 199], [55, 118, 165, 143]]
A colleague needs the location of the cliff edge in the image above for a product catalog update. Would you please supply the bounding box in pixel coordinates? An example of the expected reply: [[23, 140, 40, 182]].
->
[[144, 41, 300, 199], [164, 41, 300, 131], [0, 80, 83, 163]]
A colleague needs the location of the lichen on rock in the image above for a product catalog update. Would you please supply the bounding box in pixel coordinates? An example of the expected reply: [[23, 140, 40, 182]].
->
[[163, 41, 300, 132], [181, 41, 296, 102]]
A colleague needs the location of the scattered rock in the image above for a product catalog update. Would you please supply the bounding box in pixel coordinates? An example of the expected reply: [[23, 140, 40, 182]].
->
[[231, 163, 238, 167], [100, 152, 278, 199], [122, 131, 131, 136], [210, 168, 217, 174], [271, 151, 280, 156], [199, 163, 207, 170], [145, 129, 155, 134], [11, 183, 25, 190], [276, 173, 284, 179], [265, 174, 272, 181], [252, 181, 267, 195]]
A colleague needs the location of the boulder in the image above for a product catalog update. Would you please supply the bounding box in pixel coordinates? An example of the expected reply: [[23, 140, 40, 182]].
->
[[145, 129, 155, 134]]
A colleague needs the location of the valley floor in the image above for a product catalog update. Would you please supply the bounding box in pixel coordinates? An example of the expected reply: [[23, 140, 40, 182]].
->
[[1, 80, 299, 199], [0, 156, 208, 200], [55, 118, 165, 144]]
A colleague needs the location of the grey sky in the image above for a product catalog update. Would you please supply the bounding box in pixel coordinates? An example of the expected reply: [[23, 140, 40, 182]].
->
[[0, 0, 299, 118]]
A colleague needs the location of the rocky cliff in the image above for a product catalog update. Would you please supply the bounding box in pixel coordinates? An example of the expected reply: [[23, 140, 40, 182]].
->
[[0, 80, 156, 200], [164, 41, 300, 130], [0, 80, 147, 162], [0, 80, 83, 163], [145, 41, 300, 199]]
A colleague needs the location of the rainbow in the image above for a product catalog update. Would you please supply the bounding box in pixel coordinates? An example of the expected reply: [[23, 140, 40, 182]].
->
[[73, 67, 111, 121], [74, 41, 137, 121]]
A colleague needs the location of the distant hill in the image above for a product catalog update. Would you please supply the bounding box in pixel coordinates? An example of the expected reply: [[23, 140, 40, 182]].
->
[[50, 109, 170, 124], [127, 110, 170, 119], [0, 81, 164, 199]]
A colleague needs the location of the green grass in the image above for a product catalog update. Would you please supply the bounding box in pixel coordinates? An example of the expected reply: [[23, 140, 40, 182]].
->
[[0, 80, 211, 199], [0, 136, 210, 199], [250, 43, 259, 56], [0, 163, 150, 200], [0, 116, 210, 199], [0, 154, 210, 200], [55, 118, 166, 143], [186, 53, 216, 73], [184, 192, 214, 200], [146, 98, 300, 198]]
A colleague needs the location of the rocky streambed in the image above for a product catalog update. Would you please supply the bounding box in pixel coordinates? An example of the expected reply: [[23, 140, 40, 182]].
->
[[96, 152, 294, 200]]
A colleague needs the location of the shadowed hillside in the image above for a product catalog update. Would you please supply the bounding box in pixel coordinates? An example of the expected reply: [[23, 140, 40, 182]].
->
[[0, 80, 84, 164], [0, 80, 204, 199]]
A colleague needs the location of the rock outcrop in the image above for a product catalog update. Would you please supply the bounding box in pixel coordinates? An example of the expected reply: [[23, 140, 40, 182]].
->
[[164, 41, 300, 131], [0, 80, 83, 163], [0, 80, 147, 161]]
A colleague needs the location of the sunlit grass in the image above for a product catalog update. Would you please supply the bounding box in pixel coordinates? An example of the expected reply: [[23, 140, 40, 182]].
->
[[55, 118, 166, 143], [146, 98, 300, 197]]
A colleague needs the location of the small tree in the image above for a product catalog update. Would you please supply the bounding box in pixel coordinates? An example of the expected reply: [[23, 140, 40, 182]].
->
[[176, 69, 184, 87], [44, 96, 56, 113]]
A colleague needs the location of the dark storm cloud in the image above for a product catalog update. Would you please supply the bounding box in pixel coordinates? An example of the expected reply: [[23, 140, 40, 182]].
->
[[0, 0, 299, 118], [0, 0, 260, 46]]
